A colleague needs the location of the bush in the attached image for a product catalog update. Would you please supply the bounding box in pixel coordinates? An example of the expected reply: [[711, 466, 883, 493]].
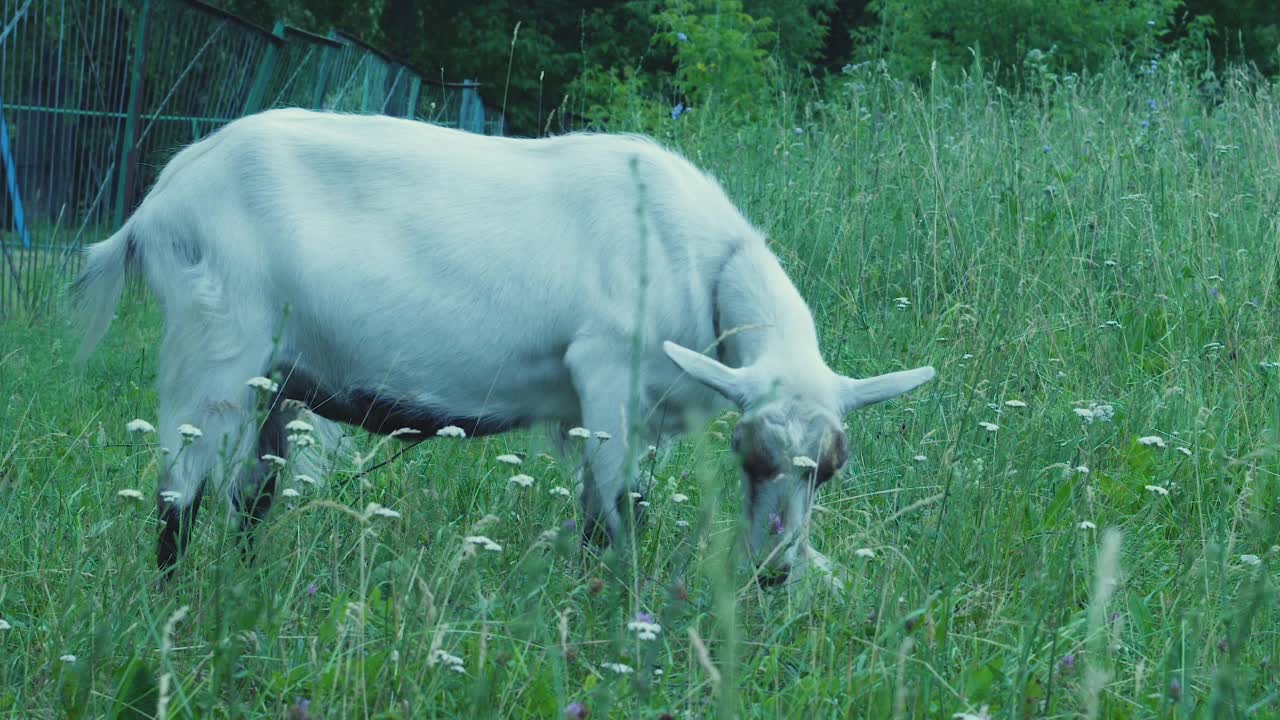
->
[[571, 0, 779, 131], [855, 0, 1181, 81]]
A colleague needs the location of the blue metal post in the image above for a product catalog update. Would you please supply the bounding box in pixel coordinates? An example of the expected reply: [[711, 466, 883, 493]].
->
[[0, 100, 30, 249]]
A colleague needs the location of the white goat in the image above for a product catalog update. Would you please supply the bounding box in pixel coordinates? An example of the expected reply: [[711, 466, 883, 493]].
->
[[75, 108, 934, 583]]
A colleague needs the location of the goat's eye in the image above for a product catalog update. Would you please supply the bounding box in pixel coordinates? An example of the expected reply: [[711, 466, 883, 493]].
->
[[815, 434, 850, 485], [743, 453, 777, 481], [815, 462, 841, 486]]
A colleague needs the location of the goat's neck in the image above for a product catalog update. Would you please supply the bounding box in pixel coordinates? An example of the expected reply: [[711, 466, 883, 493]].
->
[[715, 244, 827, 379]]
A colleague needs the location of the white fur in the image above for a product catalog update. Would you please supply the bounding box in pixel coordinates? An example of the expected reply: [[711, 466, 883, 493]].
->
[[75, 108, 934, 568]]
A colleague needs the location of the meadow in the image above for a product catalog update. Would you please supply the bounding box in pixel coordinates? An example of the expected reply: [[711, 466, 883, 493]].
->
[[2, 56, 1279, 718]]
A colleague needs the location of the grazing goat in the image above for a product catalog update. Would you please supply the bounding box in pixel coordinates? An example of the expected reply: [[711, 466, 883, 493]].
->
[[74, 108, 934, 585]]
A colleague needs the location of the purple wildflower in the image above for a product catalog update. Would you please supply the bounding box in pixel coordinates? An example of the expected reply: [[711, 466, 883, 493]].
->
[[671, 102, 686, 120], [305, 583, 318, 598], [1168, 676, 1182, 700], [1042, 144, 1051, 154], [564, 701, 588, 719], [562, 518, 578, 532], [1147, 98, 1157, 111], [1059, 653, 1076, 672], [634, 611, 655, 624], [1141, 119, 1150, 129], [676, 32, 688, 42], [769, 513, 785, 536], [290, 697, 311, 720]]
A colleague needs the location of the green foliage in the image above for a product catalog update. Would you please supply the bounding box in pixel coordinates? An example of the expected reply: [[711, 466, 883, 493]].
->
[[654, 0, 777, 118], [572, 0, 781, 131], [853, 0, 1181, 80], [742, 0, 836, 69], [1179, 0, 1280, 75]]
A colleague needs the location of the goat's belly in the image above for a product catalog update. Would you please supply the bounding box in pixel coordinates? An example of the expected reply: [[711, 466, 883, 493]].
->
[[274, 331, 579, 438]]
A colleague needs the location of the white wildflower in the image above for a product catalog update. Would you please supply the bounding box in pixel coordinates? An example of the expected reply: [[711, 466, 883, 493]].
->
[[246, 376, 279, 393], [117, 488, 144, 501], [465, 535, 502, 552], [549, 486, 571, 497], [390, 427, 421, 438], [365, 503, 401, 519], [978, 421, 999, 432], [496, 454, 522, 466], [261, 454, 287, 467], [1175, 447, 1192, 457], [1003, 399, 1028, 408], [601, 662, 634, 675], [1137, 435, 1166, 448], [436, 425, 466, 438], [1240, 554, 1261, 567], [593, 431, 612, 441], [953, 707, 990, 720], [567, 427, 591, 439], [894, 296, 911, 309], [675, 520, 690, 528], [0, 619, 10, 631], [284, 419, 314, 433], [289, 433, 315, 448], [125, 418, 156, 434], [638, 500, 650, 508], [854, 548, 876, 559], [159, 490, 182, 504], [281, 488, 300, 498], [1074, 403, 1115, 424], [627, 618, 662, 641], [508, 474, 534, 488], [295, 474, 318, 485], [1101, 320, 1122, 329], [1075, 465, 1090, 475], [961, 353, 974, 360], [59, 654, 77, 663], [912, 454, 928, 463], [177, 424, 202, 442], [629, 492, 643, 500], [1078, 520, 1097, 530], [430, 649, 465, 672], [671, 493, 689, 503], [793, 455, 819, 469], [1144, 484, 1169, 497]]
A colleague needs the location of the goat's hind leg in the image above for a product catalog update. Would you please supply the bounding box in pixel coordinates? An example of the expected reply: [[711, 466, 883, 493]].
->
[[233, 397, 301, 564]]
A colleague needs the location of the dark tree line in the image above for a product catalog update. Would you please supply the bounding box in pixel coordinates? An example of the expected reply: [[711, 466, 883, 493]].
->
[[212, 0, 1278, 135]]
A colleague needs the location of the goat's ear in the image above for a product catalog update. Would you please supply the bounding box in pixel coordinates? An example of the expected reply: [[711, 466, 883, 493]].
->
[[663, 341, 752, 407], [839, 366, 935, 413]]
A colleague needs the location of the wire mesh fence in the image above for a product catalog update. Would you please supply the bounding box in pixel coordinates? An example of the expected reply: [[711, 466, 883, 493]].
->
[[0, 0, 504, 321]]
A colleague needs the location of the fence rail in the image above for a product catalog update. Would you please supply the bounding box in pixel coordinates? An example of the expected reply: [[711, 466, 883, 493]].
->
[[0, 0, 504, 320]]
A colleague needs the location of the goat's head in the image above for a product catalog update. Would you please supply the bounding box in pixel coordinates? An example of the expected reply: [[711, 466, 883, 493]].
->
[[663, 341, 934, 582]]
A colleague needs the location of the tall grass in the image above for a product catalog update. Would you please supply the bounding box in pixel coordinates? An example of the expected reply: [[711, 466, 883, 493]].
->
[[1, 55, 1278, 718]]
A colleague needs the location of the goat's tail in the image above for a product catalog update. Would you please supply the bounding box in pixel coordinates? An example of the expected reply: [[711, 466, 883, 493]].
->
[[72, 226, 138, 364]]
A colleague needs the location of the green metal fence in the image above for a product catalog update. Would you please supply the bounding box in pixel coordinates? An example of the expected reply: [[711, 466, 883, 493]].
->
[[0, 0, 503, 320]]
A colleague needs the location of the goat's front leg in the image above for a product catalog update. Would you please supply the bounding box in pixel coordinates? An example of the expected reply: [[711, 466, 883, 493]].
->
[[566, 342, 649, 546]]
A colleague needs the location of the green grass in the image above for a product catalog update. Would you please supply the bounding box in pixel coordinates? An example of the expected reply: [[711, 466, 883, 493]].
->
[[2, 57, 1279, 719]]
